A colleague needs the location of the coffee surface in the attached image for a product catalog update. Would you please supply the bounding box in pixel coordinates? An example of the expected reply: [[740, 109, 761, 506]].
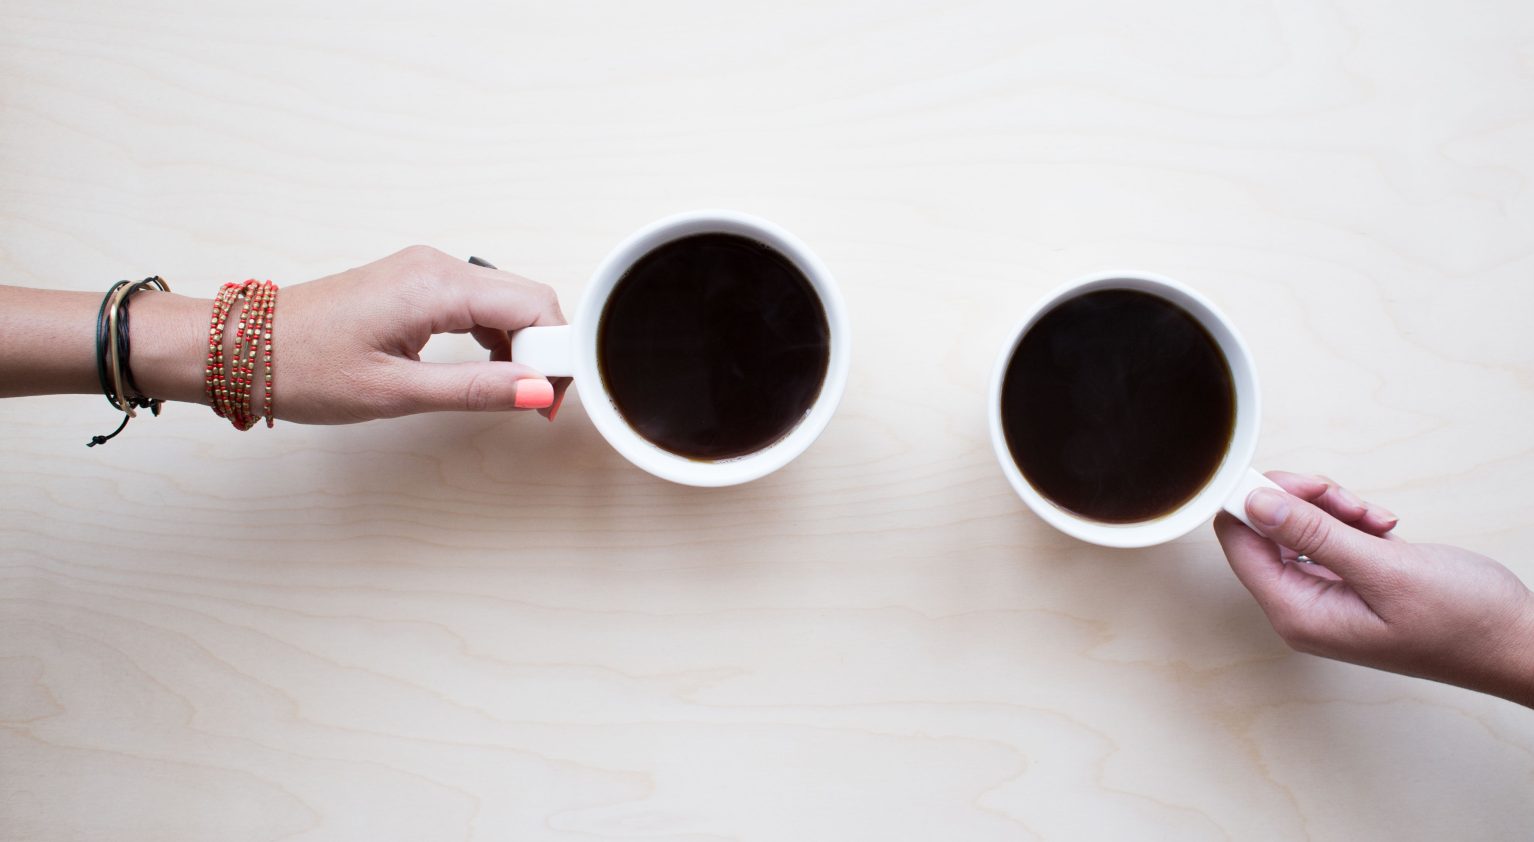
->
[[597, 233, 830, 461], [1001, 289, 1235, 523]]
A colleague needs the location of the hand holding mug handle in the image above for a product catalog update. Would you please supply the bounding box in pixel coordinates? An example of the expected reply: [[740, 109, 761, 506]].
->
[[1214, 471, 1534, 709], [1221, 468, 1286, 532], [470, 255, 576, 379], [464, 255, 572, 417]]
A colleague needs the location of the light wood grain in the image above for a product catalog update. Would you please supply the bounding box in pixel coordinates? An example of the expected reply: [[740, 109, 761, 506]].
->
[[3, 1, 1534, 839]]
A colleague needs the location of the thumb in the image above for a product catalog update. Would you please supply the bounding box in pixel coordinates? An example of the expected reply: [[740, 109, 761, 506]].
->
[[1245, 486, 1395, 587], [391, 360, 554, 414]]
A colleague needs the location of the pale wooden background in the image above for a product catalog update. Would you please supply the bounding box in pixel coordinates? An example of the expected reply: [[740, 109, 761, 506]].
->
[[3, 1, 1533, 840]]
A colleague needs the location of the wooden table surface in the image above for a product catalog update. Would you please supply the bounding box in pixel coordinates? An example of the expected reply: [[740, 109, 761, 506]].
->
[[4, 1, 1533, 839]]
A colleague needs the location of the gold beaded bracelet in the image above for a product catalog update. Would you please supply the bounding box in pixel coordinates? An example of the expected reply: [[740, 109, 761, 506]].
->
[[205, 279, 279, 430]]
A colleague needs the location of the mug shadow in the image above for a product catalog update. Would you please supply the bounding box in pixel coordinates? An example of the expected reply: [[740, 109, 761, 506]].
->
[[1049, 536, 1345, 713], [308, 388, 846, 573]]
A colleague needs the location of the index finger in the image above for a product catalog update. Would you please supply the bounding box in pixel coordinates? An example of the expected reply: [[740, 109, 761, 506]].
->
[[424, 258, 568, 335], [1265, 471, 1399, 537], [454, 257, 570, 419]]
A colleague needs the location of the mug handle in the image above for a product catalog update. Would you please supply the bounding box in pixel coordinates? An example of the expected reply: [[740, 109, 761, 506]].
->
[[1220, 468, 1284, 531], [510, 326, 576, 378]]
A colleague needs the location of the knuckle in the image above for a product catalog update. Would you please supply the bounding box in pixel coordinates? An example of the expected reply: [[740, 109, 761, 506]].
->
[[399, 244, 443, 263], [1291, 512, 1332, 557], [461, 372, 500, 412], [529, 281, 559, 307], [397, 245, 449, 280]]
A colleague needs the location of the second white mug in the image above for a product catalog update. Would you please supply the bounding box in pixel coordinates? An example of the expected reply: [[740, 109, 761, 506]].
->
[[988, 271, 1280, 547]]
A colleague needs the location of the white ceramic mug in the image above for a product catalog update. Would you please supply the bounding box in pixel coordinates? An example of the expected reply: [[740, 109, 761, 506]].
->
[[987, 271, 1280, 548], [510, 210, 851, 487]]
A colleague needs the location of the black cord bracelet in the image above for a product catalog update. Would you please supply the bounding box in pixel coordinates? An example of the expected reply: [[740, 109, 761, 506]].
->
[[93, 280, 130, 415], [115, 278, 165, 413], [89, 276, 171, 447]]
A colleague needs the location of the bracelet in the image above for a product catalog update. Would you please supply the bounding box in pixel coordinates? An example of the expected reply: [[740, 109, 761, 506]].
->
[[115, 278, 166, 412], [89, 276, 171, 447], [206, 279, 279, 430]]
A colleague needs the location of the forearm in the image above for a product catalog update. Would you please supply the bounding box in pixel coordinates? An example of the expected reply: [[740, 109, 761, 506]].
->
[[0, 284, 209, 404], [0, 286, 100, 396]]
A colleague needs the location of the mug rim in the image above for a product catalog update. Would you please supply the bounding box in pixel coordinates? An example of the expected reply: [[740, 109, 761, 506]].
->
[[987, 271, 1262, 547], [570, 209, 851, 487]]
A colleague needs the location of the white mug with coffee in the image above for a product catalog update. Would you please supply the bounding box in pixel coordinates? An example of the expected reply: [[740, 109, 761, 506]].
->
[[988, 271, 1280, 548], [512, 210, 851, 487]]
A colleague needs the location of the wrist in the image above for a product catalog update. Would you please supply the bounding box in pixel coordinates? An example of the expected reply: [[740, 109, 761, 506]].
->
[[1490, 589, 1534, 709], [1513, 593, 1534, 707], [129, 291, 211, 406]]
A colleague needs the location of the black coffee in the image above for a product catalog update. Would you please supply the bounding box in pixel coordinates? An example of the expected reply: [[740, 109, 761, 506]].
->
[[1000, 289, 1235, 523], [596, 233, 831, 461]]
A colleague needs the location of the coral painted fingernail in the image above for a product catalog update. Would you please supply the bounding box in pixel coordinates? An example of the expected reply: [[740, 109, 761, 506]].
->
[[514, 379, 554, 409]]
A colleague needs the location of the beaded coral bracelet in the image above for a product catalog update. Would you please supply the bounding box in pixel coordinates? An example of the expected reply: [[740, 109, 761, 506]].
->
[[206, 279, 278, 430]]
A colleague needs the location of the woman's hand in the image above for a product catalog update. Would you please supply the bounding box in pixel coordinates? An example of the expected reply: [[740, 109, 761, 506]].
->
[[1214, 472, 1534, 707], [1, 246, 569, 428], [271, 245, 569, 423]]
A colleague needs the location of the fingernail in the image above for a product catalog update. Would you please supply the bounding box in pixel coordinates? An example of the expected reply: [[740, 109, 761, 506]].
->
[[1337, 486, 1365, 510], [1372, 506, 1398, 526], [1247, 488, 1291, 530], [514, 379, 554, 409]]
